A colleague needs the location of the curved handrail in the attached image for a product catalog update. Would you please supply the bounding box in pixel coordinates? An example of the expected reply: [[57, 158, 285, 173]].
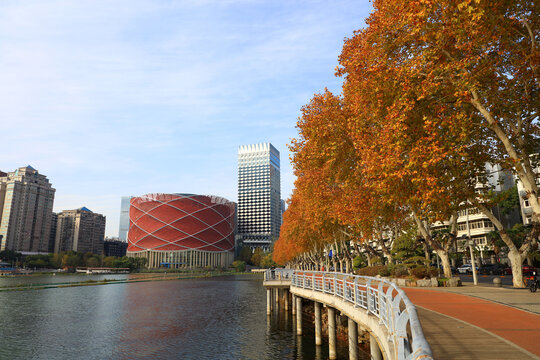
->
[[288, 271, 433, 360], [264, 268, 294, 281]]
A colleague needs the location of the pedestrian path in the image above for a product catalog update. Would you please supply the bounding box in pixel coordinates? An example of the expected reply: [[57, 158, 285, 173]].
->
[[404, 287, 540, 360], [436, 283, 540, 314]]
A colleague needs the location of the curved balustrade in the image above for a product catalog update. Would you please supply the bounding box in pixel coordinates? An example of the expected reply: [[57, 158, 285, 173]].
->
[[264, 268, 294, 281], [291, 271, 433, 360]]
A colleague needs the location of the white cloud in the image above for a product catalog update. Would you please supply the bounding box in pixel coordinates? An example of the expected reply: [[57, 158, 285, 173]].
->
[[0, 0, 371, 236]]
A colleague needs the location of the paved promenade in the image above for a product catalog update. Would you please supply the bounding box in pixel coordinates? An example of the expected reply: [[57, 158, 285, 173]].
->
[[404, 285, 540, 360]]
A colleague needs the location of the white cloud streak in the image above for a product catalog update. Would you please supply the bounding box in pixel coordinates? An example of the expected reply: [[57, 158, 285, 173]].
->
[[0, 0, 371, 235]]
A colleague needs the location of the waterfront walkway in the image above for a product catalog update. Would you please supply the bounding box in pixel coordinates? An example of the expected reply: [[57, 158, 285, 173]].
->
[[404, 285, 540, 360]]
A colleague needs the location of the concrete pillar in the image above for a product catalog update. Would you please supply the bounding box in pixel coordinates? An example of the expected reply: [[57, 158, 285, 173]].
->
[[296, 328, 303, 358], [328, 307, 337, 359], [314, 301, 322, 346], [370, 333, 383, 360], [292, 294, 296, 315], [267, 289, 272, 315], [348, 317, 358, 360], [284, 289, 289, 311], [275, 288, 279, 304], [315, 344, 323, 360], [296, 296, 302, 335]]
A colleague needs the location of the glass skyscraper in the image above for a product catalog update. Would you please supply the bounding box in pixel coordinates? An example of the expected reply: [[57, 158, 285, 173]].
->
[[237, 143, 281, 251], [118, 196, 132, 241]]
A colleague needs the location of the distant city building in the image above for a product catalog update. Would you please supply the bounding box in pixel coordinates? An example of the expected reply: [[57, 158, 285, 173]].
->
[[127, 193, 236, 268], [0, 166, 56, 252], [118, 196, 133, 241], [237, 143, 281, 251], [55, 207, 106, 255], [455, 164, 519, 257], [104, 237, 128, 257], [432, 163, 520, 262], [48, 212, 58, 253]]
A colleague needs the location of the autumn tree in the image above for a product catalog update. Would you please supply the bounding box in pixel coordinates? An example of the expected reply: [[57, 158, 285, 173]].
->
[[274, 91, 359, 270], [337, 0, 538, 286]]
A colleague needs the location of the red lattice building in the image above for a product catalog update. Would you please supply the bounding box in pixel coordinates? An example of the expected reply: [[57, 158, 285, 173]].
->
[[127, 193, 236, 268]]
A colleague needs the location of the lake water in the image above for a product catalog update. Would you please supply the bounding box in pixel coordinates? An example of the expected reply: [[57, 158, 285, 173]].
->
[[0, 274, 355, 359]]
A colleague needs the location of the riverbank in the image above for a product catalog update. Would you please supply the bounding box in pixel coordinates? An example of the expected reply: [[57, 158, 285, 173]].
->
[[0, 270, 260, 291]]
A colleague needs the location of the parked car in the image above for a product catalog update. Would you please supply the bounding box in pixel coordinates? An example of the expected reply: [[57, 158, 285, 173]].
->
[[523, 265, 537, 275], [479, 264, 505, 275], [504, 264, 537, 275], [457, 264, 479, 274]]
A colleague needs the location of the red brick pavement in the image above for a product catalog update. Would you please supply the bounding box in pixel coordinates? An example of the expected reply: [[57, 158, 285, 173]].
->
[[404, 288, 540, 357]]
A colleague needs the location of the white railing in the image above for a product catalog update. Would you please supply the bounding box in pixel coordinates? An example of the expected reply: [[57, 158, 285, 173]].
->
[[264, 268, 294, 281], [292, 271, 433, 360]]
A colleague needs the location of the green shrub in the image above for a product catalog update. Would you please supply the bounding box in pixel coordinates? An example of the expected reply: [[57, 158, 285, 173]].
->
[[260, 253, 277, 268], [352, 255, 366, 270], [428, 267, 439, 277], [356, 265, 386, 277], [378, 266, 391, 277], [393, 265, 409, 277], [438, 278, 449, 287], [409, 266, 426, 279], [231, 260, 246, 272], [410, 266, 438, 279]]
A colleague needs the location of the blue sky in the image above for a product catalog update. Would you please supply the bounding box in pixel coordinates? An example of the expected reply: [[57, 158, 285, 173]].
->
[[0, 0, 372, 236]]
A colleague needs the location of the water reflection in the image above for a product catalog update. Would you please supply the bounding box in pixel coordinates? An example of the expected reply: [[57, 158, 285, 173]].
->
[[0, 275, 361, 359], [315, 344, 323, 360]]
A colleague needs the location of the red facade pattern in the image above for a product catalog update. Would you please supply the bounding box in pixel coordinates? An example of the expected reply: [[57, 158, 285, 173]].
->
[[127, 193, 235, 252]]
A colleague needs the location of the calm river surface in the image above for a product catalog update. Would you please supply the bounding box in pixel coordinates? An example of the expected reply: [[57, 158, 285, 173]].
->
[[0, 274, 352, 360]]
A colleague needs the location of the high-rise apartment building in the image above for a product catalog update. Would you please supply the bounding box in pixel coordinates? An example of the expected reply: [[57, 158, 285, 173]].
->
[[431, 163, 520, 262], [118, 196, 132, 241], [104, 237, 128, 257], [48, 212, 58, 253], [237, 143, 281, 251], [0, 166, 55, 252], [55, 207, 106, 255]]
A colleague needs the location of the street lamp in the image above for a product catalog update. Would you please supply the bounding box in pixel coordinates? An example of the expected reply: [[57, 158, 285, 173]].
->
[[462, 235, 478, 285]]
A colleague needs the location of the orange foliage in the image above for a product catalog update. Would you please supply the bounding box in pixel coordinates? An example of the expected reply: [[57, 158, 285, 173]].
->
[[275, 0, 539, 268]]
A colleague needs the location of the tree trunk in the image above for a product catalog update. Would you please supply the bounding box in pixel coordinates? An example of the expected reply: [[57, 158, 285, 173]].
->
[[436, 250, 452, 278], [413, 211, 453, 277], [378, 237, 393, 264], [423, 243, 430, 261], [474, 200, 526, 288], [469, 89, 540, 224], [508, 249, 525, 288], [345, 257, 351, 273], [340, 238, 354, 273]]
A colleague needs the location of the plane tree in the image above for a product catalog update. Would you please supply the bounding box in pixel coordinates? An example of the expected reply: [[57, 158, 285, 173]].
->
[[337, 0, 538, 286]]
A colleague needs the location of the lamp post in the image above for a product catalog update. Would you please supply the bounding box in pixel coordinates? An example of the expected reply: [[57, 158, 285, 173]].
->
[[463, 235, 478, 285]]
